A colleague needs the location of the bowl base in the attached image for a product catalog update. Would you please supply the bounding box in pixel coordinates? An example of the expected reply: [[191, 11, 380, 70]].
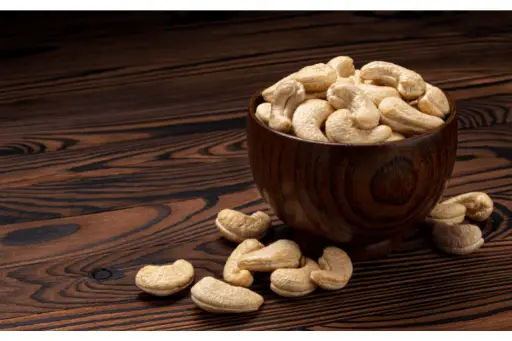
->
[[293, 229, 406, 262]]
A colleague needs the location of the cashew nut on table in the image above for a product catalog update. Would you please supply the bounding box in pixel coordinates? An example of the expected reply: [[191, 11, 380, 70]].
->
[[310, 246, 353, 290], [191, 276, 264, 313], [135, 260, 195, 296], [223, 239, 265, 287], [238, 239, 302, 272], [216, 208, 271, 243]]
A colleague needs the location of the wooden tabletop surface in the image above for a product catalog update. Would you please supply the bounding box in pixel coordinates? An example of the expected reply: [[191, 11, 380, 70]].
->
[[0, 11, 511, 331]]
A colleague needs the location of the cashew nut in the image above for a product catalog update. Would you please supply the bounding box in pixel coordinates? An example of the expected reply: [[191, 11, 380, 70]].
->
[[327, 82, 381, 129], [441, 192, 494, 222], [291, 99, 334, 143], [325, 109, 392, 144], [238, 239, 302, 272], [385, 131, 405, 142], [379, 97, 445, 135], [216, 209, 271, 243], [255, 102, 271, 124], [294, 63, 337, 92], [360, 61, 426, 100], [262, 73, 297, 102], [426, 203, 467, 225], [357, 83, 400, 106], [327, 56, 356, 78], [190, 276, 264, 314], [417, 83, 450, 118], [310, 246, 353, 290], [268, 80, 306, 133], [270, 257, 320, 297], [432, 223, 484, 256], [223, 239, 265, 287], [135, 260, 194, 296]]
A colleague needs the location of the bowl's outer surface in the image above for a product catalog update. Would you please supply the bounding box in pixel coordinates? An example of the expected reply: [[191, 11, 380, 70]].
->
[[246, 94, 458, 260]]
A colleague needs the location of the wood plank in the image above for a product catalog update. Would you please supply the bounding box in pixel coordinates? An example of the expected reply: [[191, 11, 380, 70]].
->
[[0, 120, 509, 225]]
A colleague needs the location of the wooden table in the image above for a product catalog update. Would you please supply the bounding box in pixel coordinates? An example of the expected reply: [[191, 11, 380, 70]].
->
[[0, 11, 511, 330]]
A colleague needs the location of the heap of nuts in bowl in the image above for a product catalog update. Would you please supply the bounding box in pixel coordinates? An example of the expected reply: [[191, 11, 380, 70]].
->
[[134, 191, 494, 314], [255, 56, 450, 144]]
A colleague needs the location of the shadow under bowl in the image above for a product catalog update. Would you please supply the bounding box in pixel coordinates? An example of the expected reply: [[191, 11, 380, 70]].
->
[[246, 94, 458, 261]]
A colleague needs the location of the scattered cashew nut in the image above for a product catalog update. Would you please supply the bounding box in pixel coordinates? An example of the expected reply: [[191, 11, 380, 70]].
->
[[191, 276, 264, 313], [223, 239, 265, 287], [360, 61, 426, 100], [379, 97, 445, 135], [327, 82, 381, 129], [325, 109, 392, 144], [310, 246, 353, 290], [426, 203, 467, 225], [327, 56, 356, 78], [135, 260, 195, 296], [357, 83, 400, 106], [255, 102, 271, 124], [432, 223, 484, 256], [441, 192, 494, 222], [216, 209, 271, 243], [270, 257, 320, 297], [417, 83, 450, 118], [238, 239, 302, 272], [294, 63, 338, 92], [291, 99, 334, 143], [269, 80, 306, 133], [262, 73, 297, 102]]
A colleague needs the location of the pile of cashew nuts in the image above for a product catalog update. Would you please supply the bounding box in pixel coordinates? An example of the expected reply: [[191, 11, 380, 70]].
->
[[256, 57, 450, 144], [134, 190, 493, 314]]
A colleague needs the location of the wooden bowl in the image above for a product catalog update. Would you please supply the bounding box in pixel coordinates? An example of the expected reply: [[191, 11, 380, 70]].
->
[[246, 94, 458, 261]]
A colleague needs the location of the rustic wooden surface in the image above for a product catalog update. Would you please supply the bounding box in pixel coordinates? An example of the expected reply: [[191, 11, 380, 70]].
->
[[0, 11, 511, 330]]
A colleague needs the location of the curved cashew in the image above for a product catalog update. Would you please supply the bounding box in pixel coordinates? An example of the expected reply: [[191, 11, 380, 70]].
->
[[360, 61, 426, 100], [327, 82, 381, 129], [441, 192, 493, 222], [325, 109, 392, 144], [310, 246, 353, 290], [262, 73, 297, 102], [294, 63, 337, 92], [216, 209, 271, 243], [238, 239, 302, 272], [417, 83, 450, 118], [223, 239, 265, 287], [426, 203, 467, 225], [191, 276, 264, 313], [268, 80, 306, 133], [255, 102, 271, 124], [357, 83, 400, 106], [385, 132, 405, 142], [432, 223, 484, 256], [379, 97, 445, 135], [135, 260, 194, 296], [270, 257, 320, 297], [291, 99, 334, 143], [327, 56, 356, 78]]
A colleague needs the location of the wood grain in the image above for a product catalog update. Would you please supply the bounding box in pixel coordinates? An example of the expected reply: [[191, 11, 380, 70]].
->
[[0, 11, 510, 330]]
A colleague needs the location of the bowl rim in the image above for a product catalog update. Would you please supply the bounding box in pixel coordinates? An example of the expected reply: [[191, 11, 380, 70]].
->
[[248, 89, 457, 148]]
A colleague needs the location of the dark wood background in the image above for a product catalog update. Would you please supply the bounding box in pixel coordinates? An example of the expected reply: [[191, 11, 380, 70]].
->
[[0, 11, 510, 330]]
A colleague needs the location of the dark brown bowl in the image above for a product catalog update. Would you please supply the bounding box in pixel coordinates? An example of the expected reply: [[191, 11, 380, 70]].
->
[[247, 94, 458, 261]]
